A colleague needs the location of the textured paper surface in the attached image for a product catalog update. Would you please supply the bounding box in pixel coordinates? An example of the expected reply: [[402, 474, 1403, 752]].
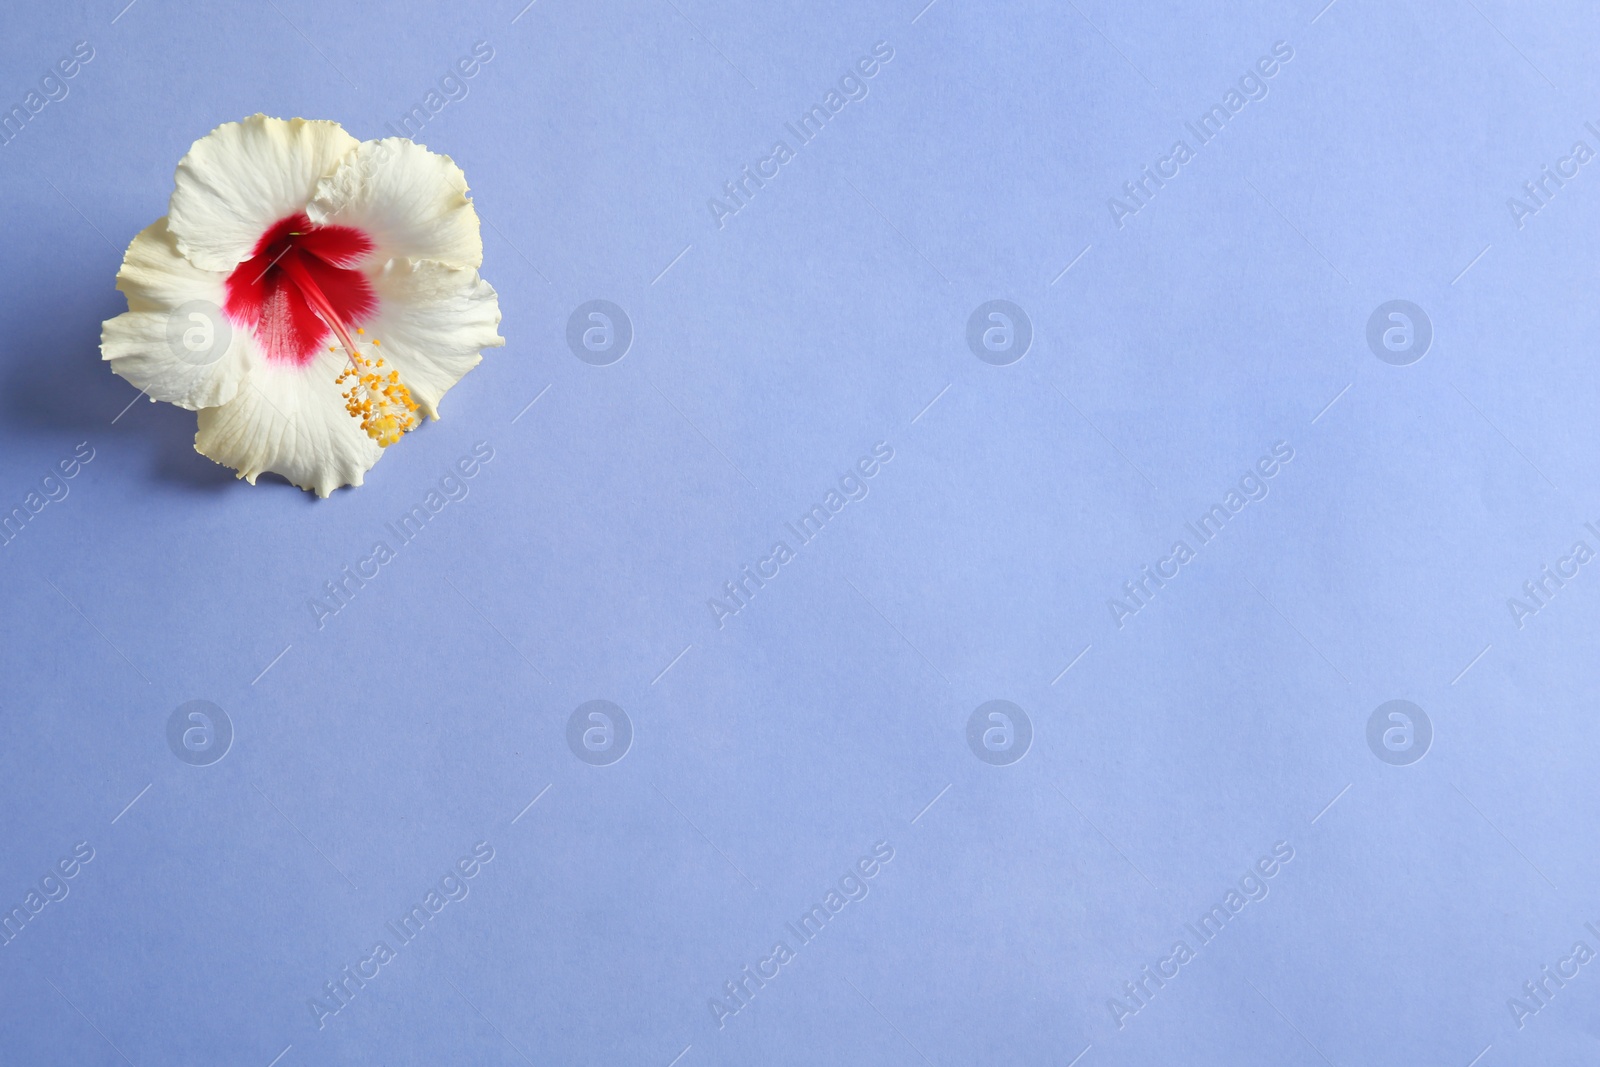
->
[[2, 1, 1598, 1064]]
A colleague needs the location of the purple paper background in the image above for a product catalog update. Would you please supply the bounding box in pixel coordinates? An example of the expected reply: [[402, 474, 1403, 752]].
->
[[3, 1, 1600, 1064]]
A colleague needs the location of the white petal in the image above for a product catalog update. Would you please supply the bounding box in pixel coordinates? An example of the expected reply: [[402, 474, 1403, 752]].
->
[[195, 347, 384, 498], [362, 258, 504, 420], [100, 218, 252, 410], [308, 138, 484, 268], [114, 217, 219, 311], [168, 115, 359, 272]]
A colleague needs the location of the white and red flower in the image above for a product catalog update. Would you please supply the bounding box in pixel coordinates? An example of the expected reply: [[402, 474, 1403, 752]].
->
[[101, 114, 504, 497]]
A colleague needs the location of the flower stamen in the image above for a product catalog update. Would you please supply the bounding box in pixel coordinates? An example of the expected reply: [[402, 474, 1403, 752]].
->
[[279, 255, 419, 447], [336, 344, 418, 447]]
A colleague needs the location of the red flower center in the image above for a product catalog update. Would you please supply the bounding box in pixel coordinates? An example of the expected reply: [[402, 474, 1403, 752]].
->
[[224, 213, 376, 366]]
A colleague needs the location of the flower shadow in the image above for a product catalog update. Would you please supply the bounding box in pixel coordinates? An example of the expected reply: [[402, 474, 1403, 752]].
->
[[2, 268, 240, 493]]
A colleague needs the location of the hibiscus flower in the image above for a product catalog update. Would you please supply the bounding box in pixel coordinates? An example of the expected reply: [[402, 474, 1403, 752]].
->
[[101, 114, 505, 497]]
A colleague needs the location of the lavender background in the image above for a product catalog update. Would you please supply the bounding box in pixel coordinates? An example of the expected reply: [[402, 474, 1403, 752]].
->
[[3, 1, 1600, 1064]]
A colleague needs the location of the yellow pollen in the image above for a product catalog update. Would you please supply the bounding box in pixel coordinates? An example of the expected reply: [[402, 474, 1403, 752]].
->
[[334, 340, 419, 447]]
